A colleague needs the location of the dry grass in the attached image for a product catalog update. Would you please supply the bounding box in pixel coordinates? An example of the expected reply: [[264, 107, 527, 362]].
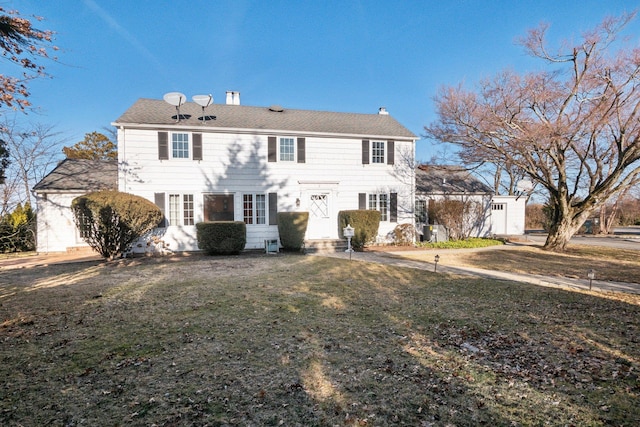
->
[[394, 244, 640, 283], [1, 252, 639, 426]]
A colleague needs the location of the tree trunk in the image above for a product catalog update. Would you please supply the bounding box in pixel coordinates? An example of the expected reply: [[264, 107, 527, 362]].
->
[[544, 203, 595, 251], [544, 218, 575, 252]]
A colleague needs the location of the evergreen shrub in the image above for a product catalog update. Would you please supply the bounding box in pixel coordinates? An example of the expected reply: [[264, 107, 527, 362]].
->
[[72, 191, 162, 259], [196, 221, 246, 255], [277, 212, 309, 251], [338, 210, 381, 251]]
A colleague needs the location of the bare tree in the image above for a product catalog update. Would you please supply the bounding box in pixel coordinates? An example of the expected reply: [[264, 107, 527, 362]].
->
[[426, 13, 640, 251], [0, 116, 64, 211], [0, 7, 57, 110]]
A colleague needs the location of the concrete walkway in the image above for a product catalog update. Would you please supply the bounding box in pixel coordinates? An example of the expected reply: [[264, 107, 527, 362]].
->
[[3, 245, 638, 295], [311, 249, 640, 295]]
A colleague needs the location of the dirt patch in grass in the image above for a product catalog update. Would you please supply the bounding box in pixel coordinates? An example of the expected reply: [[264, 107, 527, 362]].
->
[[1, 253, 639, 426]]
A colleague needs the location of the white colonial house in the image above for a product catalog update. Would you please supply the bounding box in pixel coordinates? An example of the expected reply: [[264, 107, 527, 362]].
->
[[106, 92, 417, 252]]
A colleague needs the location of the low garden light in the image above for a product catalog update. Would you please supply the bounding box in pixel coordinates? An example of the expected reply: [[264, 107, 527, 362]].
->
[[434, 254, 440, 272], [343, 224, 355, 259], [587, 269, 595, 290]]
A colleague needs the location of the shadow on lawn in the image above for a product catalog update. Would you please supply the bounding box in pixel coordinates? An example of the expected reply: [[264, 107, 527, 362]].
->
[[0, 255, 638, 425]]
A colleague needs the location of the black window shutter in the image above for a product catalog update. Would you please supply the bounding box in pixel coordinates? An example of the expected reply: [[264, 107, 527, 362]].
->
[[390, 192, 398, 222], [192, 133, 203, 160], [158, 132, 169, 160], [387, 140, 395, 165], [297, 137, 306, 163], [358, 193, 366, 210], [362, 140, 369, 164], [154, 192, 167, 227], [268, 192, 278, 225], [268, 136, 277, 162]]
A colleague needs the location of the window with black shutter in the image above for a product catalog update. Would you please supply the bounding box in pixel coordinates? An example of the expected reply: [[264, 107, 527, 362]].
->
[[297, 137, 306, 163], [154, 192, 167, 227], [268, 136, 277, 162], [387, 140, 395, 165], [192, 133, 203, 161], [158, 132, 168, 160], [362, 140, 369, 164], [390, 192, 398, 222], [268, 192, 278, 225]]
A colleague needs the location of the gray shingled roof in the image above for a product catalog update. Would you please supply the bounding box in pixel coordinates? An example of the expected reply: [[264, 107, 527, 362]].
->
[[33, 159, 118, 192], [416, 165, 493, 194], [113, 98, 417, 139]]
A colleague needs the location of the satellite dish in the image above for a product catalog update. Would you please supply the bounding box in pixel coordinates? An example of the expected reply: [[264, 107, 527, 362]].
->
[[193, 94, 215, 122], [163, 92, 186, 106], [163, 92, 187, 122], [516, 179, 534, 192], [193, 94, 212, 107]]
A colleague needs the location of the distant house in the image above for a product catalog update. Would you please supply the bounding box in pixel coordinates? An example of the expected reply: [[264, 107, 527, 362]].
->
[[33, 159, 117, 253], [106, 92, 418, 252], [415, 164, 525, 238], [415, 165, 494, 239]]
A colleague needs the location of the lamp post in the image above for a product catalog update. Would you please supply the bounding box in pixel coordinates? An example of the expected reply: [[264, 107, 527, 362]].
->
[[434, 254, 440, 272], [343, 224, 354, 260], [587, 269, 595, 290]]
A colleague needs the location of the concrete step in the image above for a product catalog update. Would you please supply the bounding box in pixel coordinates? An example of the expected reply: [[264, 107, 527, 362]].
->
[[304, 239, 348, 254]]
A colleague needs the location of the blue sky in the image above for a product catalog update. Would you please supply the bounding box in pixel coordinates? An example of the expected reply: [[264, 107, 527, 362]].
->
[[10, 0, 640, 161]]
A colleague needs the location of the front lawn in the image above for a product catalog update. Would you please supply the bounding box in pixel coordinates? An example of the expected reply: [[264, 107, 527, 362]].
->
[[1, 254, 638, 426]]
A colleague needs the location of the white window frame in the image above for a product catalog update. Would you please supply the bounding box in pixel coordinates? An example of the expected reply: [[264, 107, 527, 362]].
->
[[279, 137, 295, 162], [172, 132, 190, 159], [371, 140, 385, 164], [243, 193, 267, 225], [169, 193, 194, 226], [369, 193, 389, 221]]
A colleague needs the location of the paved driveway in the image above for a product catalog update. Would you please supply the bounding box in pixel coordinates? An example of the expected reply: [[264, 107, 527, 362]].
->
[[526, 231, 640, 251]]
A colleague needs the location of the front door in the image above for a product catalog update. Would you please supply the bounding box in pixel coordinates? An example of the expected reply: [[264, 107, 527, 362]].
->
[[307, 192, 333, 239]]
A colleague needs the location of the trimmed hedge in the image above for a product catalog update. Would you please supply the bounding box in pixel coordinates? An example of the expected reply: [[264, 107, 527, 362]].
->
[[277, 212, 309, 251], [338, 210, 381, 251], [71, 191, 163, 259], [196, 221, 246, 255]]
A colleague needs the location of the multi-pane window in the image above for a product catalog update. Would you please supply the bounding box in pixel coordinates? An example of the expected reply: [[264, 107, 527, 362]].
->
[[169, 194, 194, 225], [243, 194, 266, 225], [172, 133, 189, 158], [243, 194, 254, 224], [256, 194, 266, 224], [279, 137, 295, 161], [369, 193, 388, 221], [183, 194, 194, 225], [416, 199, 427, 223], [169, 194, 180, 225], [371, 141, 385, 163]]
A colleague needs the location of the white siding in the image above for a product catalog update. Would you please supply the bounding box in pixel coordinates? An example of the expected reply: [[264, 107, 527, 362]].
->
[[491, 195, 526, 235], [35, 192, 88, 253], [118, 127, 415, 251]]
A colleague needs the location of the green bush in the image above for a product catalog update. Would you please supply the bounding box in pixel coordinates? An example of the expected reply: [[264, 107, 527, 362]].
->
[[0, 203, 35, 253], [338, 210, 381, 251], [417, 237, 504, 249], [72, 191, 163, 259], [196, 221, 246, 255], [277, 212, 309, 252]]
